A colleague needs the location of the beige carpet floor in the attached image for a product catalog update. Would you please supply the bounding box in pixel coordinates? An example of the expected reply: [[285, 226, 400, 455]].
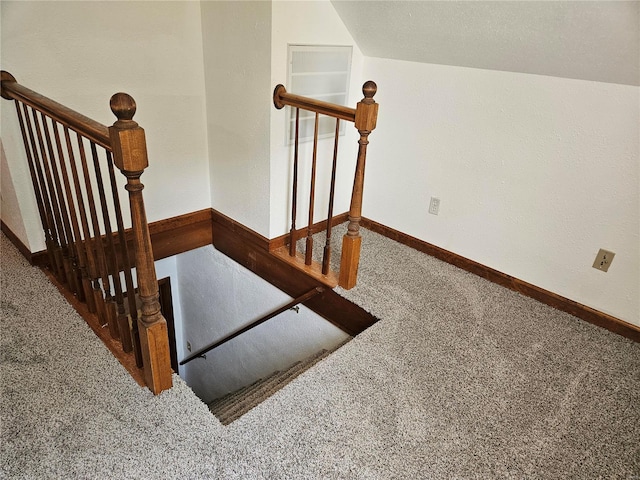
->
[[2, 230, 639, 479]]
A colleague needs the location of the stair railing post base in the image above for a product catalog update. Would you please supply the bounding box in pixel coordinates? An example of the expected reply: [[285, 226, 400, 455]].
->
[[338, 234, 362, 290], [138, 317, 173, 395]]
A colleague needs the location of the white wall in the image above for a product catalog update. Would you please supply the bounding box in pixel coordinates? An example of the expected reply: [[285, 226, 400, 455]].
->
[[176, 245, 349, 403], [0, 1, 210, 250], [362, 57, 639, 325], [0, 140, 29, 242], [200, 0, 367, 238], [269, 0, 365, 237], [201, 1, 272, 237]]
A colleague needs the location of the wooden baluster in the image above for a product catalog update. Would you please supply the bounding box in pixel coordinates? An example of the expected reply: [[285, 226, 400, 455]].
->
[[109, 93, 172, 394], [90, 143, 122, 340], [52, 121, 86, 302], [42, 115, 76, 293], [106, 151, 136, 354], [31, 109, 67, 282], [289, 107, 300, 257], [51, 119, 84, 301], [305, 113, 320, 266], [23, 105, 62, 275], [339, 81, 378, 289], [77, 136, 112, 326], [322, 119, 340, 275], [13, 101, 58, 272], [63, 127, 98, 312], [131, 315, 144, 369]]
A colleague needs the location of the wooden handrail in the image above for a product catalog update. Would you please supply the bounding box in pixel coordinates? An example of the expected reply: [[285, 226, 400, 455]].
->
[[273, 84, 356, 122], [272, 81, 378, 290], [1, 71, 111, 150], [179, 287, 323, 366]]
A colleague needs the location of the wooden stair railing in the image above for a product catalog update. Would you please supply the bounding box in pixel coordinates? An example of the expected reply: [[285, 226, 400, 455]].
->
[[1, 71, 172, 394], [273, 81, 378, 290]]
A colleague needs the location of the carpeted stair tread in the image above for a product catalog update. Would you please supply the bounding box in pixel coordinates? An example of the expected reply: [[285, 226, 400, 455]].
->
[[216, 351, 328, 425], [207, 370, 283, 414], [214, 368, 300, 424], [208, 348, 335, 425], [217, 351, 328, 424], [210, 366, 296, 420]]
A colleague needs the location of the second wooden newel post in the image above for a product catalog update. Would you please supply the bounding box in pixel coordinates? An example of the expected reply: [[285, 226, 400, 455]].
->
[[339, 81, 378, 289]]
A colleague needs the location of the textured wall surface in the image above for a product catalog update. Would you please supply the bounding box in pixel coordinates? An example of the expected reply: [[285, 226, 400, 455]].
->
[[0, 1, 211, 250], [0, 141, 29, 243], [362, 57, 639, 325], [269, 0, 366, 238], [332, 1, 639, 86], [201, 1, 272, 237]]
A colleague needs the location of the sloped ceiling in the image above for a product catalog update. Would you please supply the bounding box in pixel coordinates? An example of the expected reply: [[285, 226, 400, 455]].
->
[[331, 1, 639, 86]]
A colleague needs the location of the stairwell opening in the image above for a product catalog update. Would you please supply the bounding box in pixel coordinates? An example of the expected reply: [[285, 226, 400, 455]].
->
[[169, 244, 352, 425]]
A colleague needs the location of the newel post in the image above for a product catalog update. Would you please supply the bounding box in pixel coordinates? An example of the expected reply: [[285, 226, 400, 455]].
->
[[339, 81, 378, 289], [108, 93, 172, 394]]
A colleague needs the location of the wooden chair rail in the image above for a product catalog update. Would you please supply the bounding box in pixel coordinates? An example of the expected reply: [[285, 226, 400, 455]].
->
[[1, 72, 111, 150]]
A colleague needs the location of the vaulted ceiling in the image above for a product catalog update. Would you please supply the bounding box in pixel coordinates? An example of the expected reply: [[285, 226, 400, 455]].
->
[[331, 1, 639, 86]]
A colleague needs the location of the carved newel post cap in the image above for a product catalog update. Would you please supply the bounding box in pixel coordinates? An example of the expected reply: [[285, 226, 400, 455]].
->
[[355, 81, 379, 131], [109, 92, 147, 172], [362, 81, 377, 102], [110, 93, 138, 127]]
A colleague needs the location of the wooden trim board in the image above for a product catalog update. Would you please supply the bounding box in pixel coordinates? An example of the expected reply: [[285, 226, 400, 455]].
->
[[269, 212, 350, 252], [5, 208, 636, 342], [212, 209, 379, 336], [1, 221, 48, 266], [6, 209, 213, 266], [147, 209, 213, 260], [360, 217, 640, 343]]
